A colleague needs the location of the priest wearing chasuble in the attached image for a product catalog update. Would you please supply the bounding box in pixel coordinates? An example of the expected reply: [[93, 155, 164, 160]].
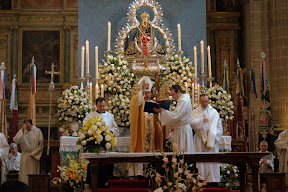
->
[[129, 76, 163, 177], [190, 94, 223, 183], [154, 84, 194, 153]]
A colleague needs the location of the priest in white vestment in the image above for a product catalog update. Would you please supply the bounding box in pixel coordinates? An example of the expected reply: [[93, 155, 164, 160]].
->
[[259, 140, 274, 172], [13, 119, 44, 185], [154, 84, 193, 152], [83, 97, 119, 136], [129, 76, 163, 177], [0, 132, 9, 184], [274, 130, 288, 186], [190, 94, 223, 183]]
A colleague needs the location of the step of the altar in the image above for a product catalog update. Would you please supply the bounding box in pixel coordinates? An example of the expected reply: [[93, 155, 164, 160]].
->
[[98, 179, 152, 192]]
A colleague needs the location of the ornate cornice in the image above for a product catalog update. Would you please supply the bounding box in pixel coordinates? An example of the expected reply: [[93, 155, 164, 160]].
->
[[65, 16, 78, 23], [207, 12, 241, 30], [0, 16, 17, 22], [19, 16, 64, 22]]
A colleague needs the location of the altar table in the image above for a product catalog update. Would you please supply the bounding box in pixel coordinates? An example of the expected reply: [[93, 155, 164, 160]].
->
[[82, 152, 269, 192]]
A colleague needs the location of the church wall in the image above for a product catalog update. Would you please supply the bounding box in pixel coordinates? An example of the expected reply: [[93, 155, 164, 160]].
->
[[243, 0, 288, 151], [0, 0, 78, 140]]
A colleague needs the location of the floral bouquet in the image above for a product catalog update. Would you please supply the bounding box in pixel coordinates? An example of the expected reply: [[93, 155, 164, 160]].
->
[[160, 54, 195, 92], [204, 84, 234, 121], [99, 55, 136, 128], [150, 143, 206, 192], [219, 164, 239, 189], [57, 85, 92, 124], [77, 115, 117, 153], [51, 156, 89, 192]]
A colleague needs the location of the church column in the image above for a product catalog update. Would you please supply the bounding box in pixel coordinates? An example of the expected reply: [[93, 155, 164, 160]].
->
[[11, 26, 18, 76], [64, 26, 71, 83]]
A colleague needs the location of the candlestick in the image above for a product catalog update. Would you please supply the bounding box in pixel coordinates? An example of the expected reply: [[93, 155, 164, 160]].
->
[[95, 84, 99, 100], [107, 22, 111, 51], [95, 46, 98, 78], [194, 46, 197, 78], [207, 45, 211, 78], [197, 84, 200, 104], [85, 40, 89, 75], [81, 46, 85, 78], [177, 24, 181, 52], [101, 84, 104, 97], [89, 82, 93, 104], [192, 83, 195, 108]]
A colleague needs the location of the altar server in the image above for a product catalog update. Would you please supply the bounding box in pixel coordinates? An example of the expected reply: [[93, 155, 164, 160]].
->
[[13, 119, 44, 185], [190, 94, 223, 183], [83, 97, 119, 136], [154, 84, 193, 152]]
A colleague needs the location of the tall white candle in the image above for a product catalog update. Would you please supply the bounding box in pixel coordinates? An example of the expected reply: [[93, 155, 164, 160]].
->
[[89, 82, 93, 104], [81, 46, 85, 78], [200, 40, 204, 74], [85, 40, 89, 75], [194, 46, 197, 77], [185, 82, 188, 93], [95, 46, 98, 78], [95, 84, 99, 99], [177, 24, 181, 52], [108, 22, 111, 51], [101, 84, 104, 98], [207, 45, 212, 78]]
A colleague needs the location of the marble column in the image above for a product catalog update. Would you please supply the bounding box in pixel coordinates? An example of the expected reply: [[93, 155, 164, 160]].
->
[[11, 26, 18, 77], [64, 26, 71, 83]]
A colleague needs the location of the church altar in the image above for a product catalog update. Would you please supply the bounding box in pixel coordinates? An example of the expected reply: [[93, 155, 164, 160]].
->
[[82, 152, 269, 192]]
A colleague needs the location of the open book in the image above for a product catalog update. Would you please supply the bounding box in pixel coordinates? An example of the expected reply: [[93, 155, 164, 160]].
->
[[144, 101, 172, 114]]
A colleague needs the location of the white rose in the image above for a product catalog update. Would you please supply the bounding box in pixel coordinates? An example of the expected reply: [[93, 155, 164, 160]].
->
[[59, 127, 65, 133], [96, 122, 102, 127], [88, 129, 93, 136], [96, 130, 101, 135], [97, 135, 103, 142], [91, 125, 97, 131], [81, 140, 87, 146], [68, 118, 73, 122], [105, 142, 111, 150], [79, 133, 85, 140], [227, 171, 230, 174], [105, 135, 111, 141], [77, 145, 83, 150]]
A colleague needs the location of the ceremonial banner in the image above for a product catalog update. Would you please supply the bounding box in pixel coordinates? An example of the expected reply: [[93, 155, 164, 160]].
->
[[28, 60, 37, 125], [0, 64, 8, 140], [235, 63, 247, 151], [10, 77, 19, 143], [259, 55, 274, 151]]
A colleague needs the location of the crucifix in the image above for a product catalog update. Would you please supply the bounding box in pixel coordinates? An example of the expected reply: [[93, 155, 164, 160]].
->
[[45, 63, 60, 155]]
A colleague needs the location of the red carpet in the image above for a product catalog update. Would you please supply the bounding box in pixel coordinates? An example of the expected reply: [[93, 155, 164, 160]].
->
[[98, 179, 152, 192]]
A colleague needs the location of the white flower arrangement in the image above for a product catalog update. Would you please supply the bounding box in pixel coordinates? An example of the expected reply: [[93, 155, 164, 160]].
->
[[57, 86, 92, 124], [99, 55, 136, 128], [77, 115, 117, 153], [204, 84, 234, 121], [161, 54, 195, 92], [219, 164, 239, 189], [107, 94, 130, 127]]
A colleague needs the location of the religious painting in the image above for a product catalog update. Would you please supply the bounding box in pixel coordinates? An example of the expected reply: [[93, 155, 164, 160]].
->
[[22, 31, 60, 83]]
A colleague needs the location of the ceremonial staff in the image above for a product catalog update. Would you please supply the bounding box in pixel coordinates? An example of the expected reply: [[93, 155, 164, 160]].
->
[[45, 63, 59, 155]]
